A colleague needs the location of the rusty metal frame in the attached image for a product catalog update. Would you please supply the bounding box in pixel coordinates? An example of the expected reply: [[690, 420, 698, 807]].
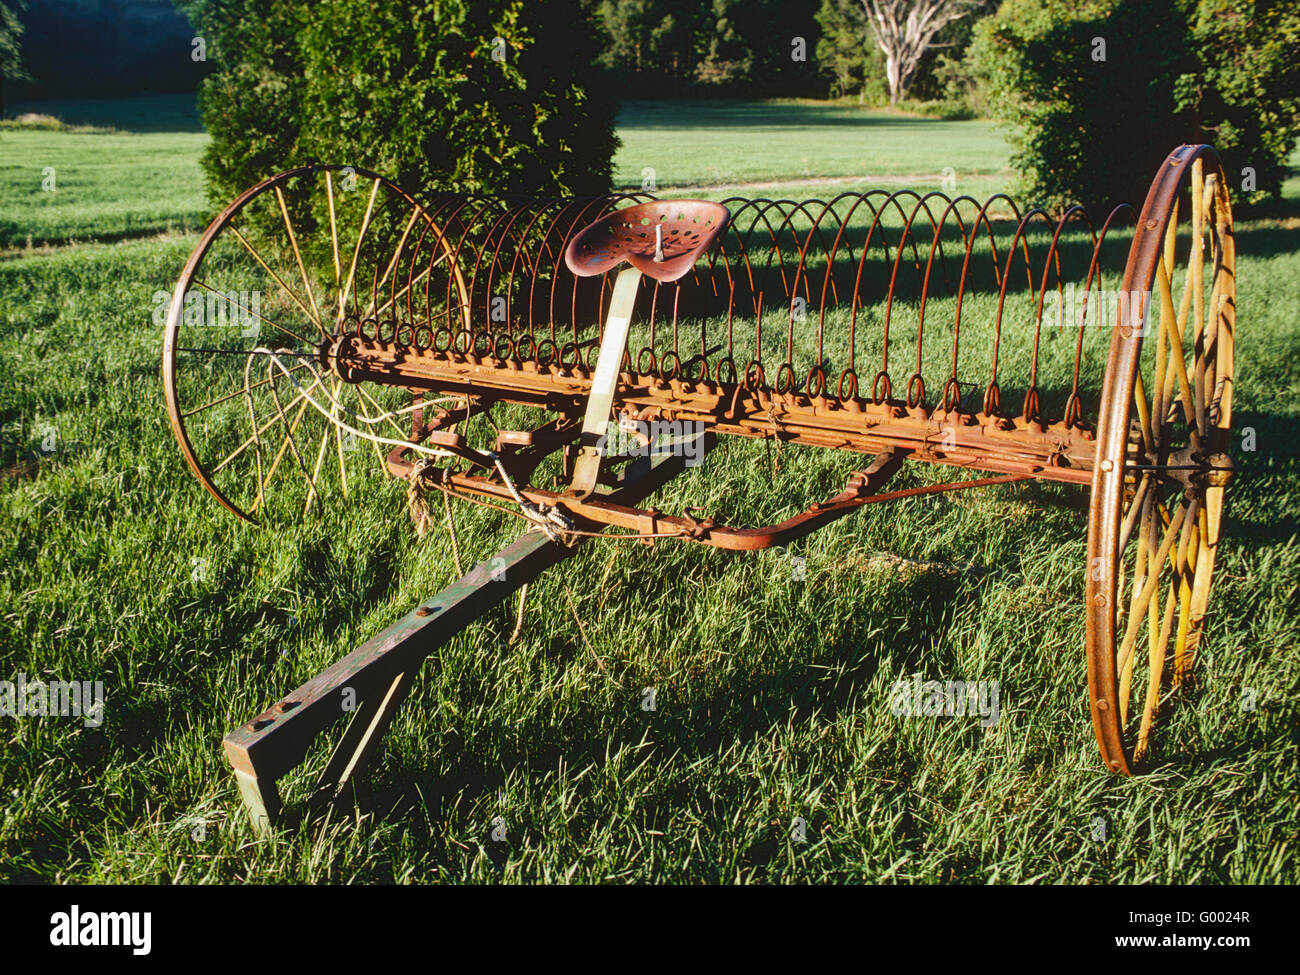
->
[[164, 146, 1238, 812]]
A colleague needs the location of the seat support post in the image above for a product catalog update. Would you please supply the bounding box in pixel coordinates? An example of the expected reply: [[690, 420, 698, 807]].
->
[[570, 265, 642, 497]]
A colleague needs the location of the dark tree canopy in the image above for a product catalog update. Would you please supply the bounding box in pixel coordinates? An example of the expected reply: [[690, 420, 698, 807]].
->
[[0, 0, 28, 115], [191, 0, 619, 205], [594, 0, 825, 96], [971, 0, 1300, 211]]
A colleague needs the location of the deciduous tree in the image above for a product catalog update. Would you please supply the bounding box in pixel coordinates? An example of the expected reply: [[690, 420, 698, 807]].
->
[[859, 0, 976, 103]]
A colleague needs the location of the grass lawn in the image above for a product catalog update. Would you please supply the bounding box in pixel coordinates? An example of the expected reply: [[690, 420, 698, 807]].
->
[[0, 96, 1296, 883], [613, 99, 1013, 200], [0, 95, 208, 249], [0, 95, 1013, 250]]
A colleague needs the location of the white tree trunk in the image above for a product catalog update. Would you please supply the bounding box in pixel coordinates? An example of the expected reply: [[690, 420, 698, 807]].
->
[[885, 53, 901, 103], [861, 0, 973, 104]]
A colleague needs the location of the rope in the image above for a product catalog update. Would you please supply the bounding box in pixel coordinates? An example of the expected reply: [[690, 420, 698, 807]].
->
[[443, 488, 464, 575], [509, 584, 528, 645], [405, 457, 438, 538], [404, 457, 464, 577], [492, 455, 577, 545], [254, 346, 461, 460]]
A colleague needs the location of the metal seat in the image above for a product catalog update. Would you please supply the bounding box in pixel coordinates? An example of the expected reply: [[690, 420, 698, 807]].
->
[[564, 200, 730, 282]]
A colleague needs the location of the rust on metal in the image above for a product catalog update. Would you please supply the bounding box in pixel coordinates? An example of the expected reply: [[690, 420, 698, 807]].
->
[[162, 146, 1239, 826]]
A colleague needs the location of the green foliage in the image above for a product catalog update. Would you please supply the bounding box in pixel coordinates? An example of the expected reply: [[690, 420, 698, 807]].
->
[[1178, 0, 1300, 207], [0, 0, 28, 116], [696, 0, 754, 87], [909, 92, 977, 121], [595, 0, 704, 79], [815, 0, 887, 103], [594, 0, 824, 96], [193, 0, 618, 205], [191, 0, 301, 206], [697, 0, 821, 95], [971, 0, 1300, 210]]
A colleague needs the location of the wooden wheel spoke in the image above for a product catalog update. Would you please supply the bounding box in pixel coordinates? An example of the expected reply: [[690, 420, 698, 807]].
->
[[331, 376, 349, 498], [181, 359, 310, 418], [359, 207, 424, 320], [213, 372, 321, 475], [274, 185, 324, 329], [1118, 487, 1155, 724], [1117, 473, 1150, 557], [228, 223, 328, 339], [370, 259, 443, 321], [256, 393, 313, 509], [1116, 498, 1188, 675], [190, 278, 313, 348], [305, 411, 332, 514], [338, 178, 382, 326], [355, 383, 411, 441], [1132, 371, 1154, 453], [325, 171, 346, 318], [1172, 522, 1199, 686], [1154, 261, 1201, 441], [343, 386, 386, 467], [264, 360, 319, 504], [1134, 577, 1180, 760]]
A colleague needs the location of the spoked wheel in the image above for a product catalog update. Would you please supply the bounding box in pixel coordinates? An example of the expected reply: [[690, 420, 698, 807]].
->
[[1086, 146, 1236, 773], [163, 166, 469, 522]]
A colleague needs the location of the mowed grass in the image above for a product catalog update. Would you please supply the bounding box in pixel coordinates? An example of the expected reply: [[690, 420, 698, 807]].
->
[[0, 95, 1014, 250], [0, 95, 207, 249], [0, 98, 1297, 883], [614, 99, 1012, 198]]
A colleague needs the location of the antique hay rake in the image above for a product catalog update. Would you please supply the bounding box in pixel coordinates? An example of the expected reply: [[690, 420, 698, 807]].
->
[[162, 145, 1236, 831]]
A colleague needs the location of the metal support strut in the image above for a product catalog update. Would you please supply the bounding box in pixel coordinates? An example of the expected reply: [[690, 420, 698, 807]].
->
[[222, 436, 697, 834], [570, 265, 642, 498]]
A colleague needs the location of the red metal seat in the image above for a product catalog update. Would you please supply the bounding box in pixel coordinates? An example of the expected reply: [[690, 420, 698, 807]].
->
[[564, 200, 730, 282]]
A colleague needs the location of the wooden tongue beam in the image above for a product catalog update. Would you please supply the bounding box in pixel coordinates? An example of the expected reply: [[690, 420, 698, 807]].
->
[[222, 429, 699, 835]]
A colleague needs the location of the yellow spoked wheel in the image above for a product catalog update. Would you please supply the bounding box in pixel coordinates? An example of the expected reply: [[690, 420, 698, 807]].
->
[[1086, 146, 1236, 773], [162, 166, 469, 523]]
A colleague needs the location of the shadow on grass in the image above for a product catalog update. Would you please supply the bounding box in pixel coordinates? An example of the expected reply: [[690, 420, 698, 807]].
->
[[349, 562, 972, 848], [4, 94, 204, 134], [1231, 208, 1300, 261], [618, 100, 978, 132], [1219, 409, 1300, 544]]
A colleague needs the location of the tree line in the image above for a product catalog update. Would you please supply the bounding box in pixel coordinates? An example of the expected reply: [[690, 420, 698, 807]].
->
[[0, 1, 989, 112], [2, 0, 1295, 211], [589, 0, 993, 111]]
